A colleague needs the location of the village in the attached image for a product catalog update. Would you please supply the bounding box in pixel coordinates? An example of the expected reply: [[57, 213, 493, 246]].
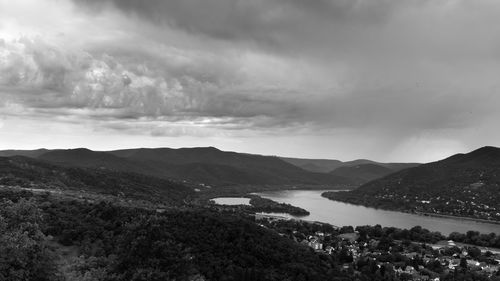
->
[[256, 216, 500, 280]]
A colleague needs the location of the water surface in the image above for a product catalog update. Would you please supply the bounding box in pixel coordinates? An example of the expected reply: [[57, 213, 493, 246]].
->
[[211, 197, 251, 206], [255, 190, 500, 235]]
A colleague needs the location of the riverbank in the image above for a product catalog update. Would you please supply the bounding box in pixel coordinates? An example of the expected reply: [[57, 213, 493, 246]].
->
[[255, 189, 500, 235], [414, 211, 500, 226], [321, 191, 500, 227], [429, 240, 500, 255], [209, 194, 310, 216], [248, 195, 310, 216]]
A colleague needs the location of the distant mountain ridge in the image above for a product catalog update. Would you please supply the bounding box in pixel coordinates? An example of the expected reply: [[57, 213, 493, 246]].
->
[[0, 149, 49, 158], [329, 163, 395, 185], [1, 147, 354, 187], [323, 146, 500, 221], [280, 156, 419, 174]]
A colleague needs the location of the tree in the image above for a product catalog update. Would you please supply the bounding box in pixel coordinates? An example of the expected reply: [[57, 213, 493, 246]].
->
[[467, 247, 481, 259], [459, 257, 467, 270], [0, 199, 60, 281]]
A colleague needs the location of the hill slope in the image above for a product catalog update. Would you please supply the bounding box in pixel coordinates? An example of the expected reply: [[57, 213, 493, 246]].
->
[[0, 156, 193, 205], [2, 148, 354, 187], [0, 149, 49, 158], [323, 146, 500, 221], [281, 157, 419, 183], [108, 147, 352, 186], [279, 157, 344, 173], [280, 156, 419, 173], [38, 148, 144, 171]]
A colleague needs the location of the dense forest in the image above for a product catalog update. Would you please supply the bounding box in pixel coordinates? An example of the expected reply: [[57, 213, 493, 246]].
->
[[0, 156, 193, 205], [248, 196, 310, 216], [0, 189, 351, 281], [1, 188, 499, 280]]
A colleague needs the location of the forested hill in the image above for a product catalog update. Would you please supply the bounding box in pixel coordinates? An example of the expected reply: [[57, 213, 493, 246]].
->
[[0, 156, 193, 205], [108, 147, 353, 185], [1, 147, 354, 187], [323, 146, 500, 221]]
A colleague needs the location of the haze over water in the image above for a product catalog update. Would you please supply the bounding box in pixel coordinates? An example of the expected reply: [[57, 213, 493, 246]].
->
[[254, 190, 500, 236]]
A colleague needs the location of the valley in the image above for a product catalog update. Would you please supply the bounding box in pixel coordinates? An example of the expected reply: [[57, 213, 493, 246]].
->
[[1, 146, 500, 280]]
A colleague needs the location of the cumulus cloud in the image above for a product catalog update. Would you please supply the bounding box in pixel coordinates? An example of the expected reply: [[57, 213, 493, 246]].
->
[[0, 35, 320, 132]]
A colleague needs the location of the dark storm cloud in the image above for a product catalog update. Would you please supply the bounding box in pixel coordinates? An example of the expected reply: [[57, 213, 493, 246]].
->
[[3, 0, 500, 160], [71, 0, 412, 51], [2, 31, 499, 135]]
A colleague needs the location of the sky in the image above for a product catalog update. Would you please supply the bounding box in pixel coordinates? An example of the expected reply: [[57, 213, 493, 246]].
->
[[0, 0, 499, 162]]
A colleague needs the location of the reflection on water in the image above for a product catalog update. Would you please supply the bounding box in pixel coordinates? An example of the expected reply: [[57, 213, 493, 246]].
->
[[255, 190, 500, 235], [211, 197, 251, 206]]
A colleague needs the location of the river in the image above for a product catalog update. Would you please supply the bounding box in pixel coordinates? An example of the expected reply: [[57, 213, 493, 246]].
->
[[211, 197, 251, 206], [254, 190, 500, 235]]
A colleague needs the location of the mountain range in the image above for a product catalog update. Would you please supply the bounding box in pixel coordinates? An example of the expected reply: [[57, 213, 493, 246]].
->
[[0, 147, 421, 187], [1, 145, 500, 221], [0, 147, 357, 187], [328, 163, 395, 185], [280, 156, 419, 173]]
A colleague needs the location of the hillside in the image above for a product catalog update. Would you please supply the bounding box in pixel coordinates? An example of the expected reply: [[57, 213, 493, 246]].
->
[[1, 148, 354, 187], [323, 146, 500, 221], [0, 149, 49, 158], [279, 157, 344, 173], [109, 147, 353, 186], [280, 156, 419, 173], [0, 156, 193, 205], [281, 156, 419, 183], [329, 164, 394, 184], [38, 148, 144, 171]]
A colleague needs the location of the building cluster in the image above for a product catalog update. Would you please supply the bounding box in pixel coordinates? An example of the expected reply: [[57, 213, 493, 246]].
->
[[277, 226, 500, 280], [372, 186, 500, 221]]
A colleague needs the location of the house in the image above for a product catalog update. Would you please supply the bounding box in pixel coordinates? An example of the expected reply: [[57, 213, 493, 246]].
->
[[395, 265, 416, 276], [448, 259, 460, 270], [308, 240, 323, 251], [403, 265, 416, 274]]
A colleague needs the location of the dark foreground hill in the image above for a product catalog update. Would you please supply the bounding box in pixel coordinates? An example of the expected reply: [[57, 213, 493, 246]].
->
[[0, 156, 192, 205], [323, 146, 500, 221], [0, 189, 352, 281], [2, 147, 354, 187]]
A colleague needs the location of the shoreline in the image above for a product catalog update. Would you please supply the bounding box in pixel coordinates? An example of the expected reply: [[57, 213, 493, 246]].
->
[[321, 192, 500, 227], [413, 211, 500, 226]]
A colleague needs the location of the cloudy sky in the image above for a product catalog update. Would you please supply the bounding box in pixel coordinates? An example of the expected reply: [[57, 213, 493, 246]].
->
[[0, 0, 499, 162]]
